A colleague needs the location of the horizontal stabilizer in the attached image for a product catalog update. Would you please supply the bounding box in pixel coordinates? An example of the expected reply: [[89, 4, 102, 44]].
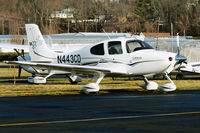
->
[[0, 43, 29, 51]]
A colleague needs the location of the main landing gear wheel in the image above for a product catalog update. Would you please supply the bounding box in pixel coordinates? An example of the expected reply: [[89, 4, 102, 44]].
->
[[80, 73, 104, 94], [176, 73, 184, 80], [139, 76, 158, 91], [80, 83, 100, 94]]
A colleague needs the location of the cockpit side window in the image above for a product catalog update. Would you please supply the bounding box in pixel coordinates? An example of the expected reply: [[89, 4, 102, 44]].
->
[[126, 40, 153, 53], [108, 41, 123, 55], [126, 41, 141, 53], [90, 43, 104, 55]]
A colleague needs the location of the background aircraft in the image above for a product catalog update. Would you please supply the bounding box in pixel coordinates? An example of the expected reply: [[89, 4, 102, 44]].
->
[[173, 34, 200, 80], [176, 62, 200, 79]]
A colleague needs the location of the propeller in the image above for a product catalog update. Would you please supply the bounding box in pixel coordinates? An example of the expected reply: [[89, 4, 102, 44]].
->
[[175, 33, 187, 66]]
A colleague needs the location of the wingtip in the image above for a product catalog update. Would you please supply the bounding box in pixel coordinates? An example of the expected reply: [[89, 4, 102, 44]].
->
[[3, 61, 9, 64], [3, 61, 17, 64]]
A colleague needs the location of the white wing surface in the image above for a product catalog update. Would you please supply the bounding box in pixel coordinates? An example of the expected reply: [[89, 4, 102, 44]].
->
[[4, 61, 115, 74]]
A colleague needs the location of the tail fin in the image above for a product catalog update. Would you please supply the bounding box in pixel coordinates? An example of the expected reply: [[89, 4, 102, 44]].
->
[[25, 24, 55, 62]]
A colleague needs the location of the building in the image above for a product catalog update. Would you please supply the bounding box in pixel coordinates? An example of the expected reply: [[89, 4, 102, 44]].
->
[[50, 8, 74, 19]]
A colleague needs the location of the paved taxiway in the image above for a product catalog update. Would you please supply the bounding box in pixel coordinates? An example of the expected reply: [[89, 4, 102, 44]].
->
[[0, 91, 200, 133]]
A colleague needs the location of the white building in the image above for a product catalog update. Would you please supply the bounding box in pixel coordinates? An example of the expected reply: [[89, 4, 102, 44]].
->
[[51, 8, 74, 19]]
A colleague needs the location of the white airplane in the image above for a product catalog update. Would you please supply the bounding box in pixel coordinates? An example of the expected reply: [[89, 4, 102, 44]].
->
[[4, 24, 186, 93], [175, 62, 200, 79]]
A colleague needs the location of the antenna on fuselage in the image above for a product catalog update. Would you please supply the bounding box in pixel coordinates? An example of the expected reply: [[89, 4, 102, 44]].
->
[[102, 29, 111, 39]]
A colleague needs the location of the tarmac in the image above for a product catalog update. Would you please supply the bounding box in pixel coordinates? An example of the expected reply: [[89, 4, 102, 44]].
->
[[0, 91, 200, 133]]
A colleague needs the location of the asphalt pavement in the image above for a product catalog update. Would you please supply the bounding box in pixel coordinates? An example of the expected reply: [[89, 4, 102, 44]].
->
[[0, 91, 200, 133]]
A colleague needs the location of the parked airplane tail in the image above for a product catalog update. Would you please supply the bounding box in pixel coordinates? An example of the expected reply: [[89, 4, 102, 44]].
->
[[25, 24, 55, 62]]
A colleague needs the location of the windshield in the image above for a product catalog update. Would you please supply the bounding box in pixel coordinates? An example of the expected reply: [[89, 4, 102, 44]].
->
[[126, 40, 153, 53]]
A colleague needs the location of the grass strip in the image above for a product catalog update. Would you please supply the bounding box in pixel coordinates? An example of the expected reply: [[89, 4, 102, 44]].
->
[[0, 78, 200, 97]]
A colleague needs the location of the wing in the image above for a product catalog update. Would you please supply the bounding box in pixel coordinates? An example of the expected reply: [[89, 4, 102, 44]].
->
[[4, 61, 116, 74], [179, 62, 200, 74], [0, 43, 29, 51]]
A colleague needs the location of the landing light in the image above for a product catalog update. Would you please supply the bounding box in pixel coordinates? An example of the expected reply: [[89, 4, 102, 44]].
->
[[169, 57, 173, 61]]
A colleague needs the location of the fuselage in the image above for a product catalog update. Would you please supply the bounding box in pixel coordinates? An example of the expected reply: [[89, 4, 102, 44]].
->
[[21, 37, 177, 76]]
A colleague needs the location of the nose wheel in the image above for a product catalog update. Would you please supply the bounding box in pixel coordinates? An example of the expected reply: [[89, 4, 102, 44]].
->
[[140, 73, 176, 92], [158, 73, 176, 92], [176, 73, 184, 80]]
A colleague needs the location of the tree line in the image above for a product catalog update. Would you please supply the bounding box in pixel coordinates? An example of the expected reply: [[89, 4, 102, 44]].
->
[[0, 0, 199, 36]]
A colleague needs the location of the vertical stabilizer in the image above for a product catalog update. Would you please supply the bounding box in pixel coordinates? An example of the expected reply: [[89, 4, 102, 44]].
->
[[25, 24, 55, 62]]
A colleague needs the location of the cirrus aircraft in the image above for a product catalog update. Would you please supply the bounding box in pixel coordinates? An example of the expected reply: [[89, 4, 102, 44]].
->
[[3, 24, 186, 93]]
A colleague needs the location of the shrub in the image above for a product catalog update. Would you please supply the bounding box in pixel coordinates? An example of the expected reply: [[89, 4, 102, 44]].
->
[[0, 53, 18, 61]]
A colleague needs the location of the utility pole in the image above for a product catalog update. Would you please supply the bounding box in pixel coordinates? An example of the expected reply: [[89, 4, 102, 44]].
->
[[156, 17, 160, 50], [171, 23, 173, 52], [49, 18, 52, 34], [67, 19, 70, 33], [1, 20, 4, 34]]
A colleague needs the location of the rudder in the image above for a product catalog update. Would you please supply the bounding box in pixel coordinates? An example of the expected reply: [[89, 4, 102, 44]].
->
[[25, 24, 55, 62]]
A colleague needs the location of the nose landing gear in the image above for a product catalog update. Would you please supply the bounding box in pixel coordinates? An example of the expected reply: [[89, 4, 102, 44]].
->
[[140, 73, 176, 92], [158, 73, 176, 92]]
